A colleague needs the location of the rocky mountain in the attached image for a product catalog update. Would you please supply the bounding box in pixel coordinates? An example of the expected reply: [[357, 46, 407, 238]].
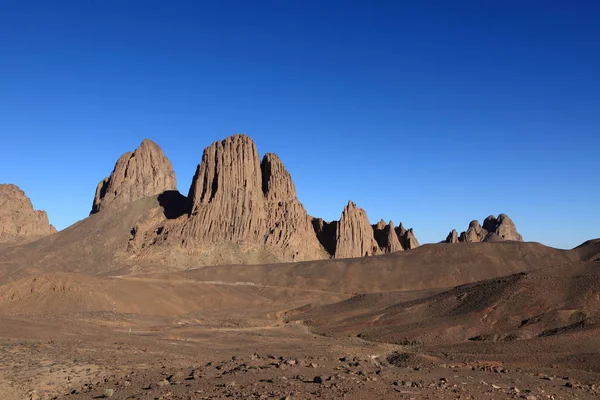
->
[[91, 139, 177, 214], [444, 214, 523, 243], [0, 184, 56, 244], [85, 134, 419, 263]]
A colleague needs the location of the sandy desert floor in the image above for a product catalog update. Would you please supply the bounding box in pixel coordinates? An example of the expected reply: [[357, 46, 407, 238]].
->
[[0, 270, 599, 400]]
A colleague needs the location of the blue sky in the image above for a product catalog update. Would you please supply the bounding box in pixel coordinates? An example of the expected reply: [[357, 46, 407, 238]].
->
[[1, 1, 598, 249]]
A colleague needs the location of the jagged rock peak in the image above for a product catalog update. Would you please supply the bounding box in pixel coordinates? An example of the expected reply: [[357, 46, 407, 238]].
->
[[261, 152, 296, 201], [404, 228, 420, 249], [335, 201, 381, 259], [445, 213, 524, 243], [91, 139, 176, 214], [373, 220, 403, 254], [188, 134, 262, 211], [393, 222, 419, 250], [445, 229, 459, 243], [0, 184, 57, 244]]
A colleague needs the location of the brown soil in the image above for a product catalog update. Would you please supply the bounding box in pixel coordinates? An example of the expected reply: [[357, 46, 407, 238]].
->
[[0, 236, 599, 399]]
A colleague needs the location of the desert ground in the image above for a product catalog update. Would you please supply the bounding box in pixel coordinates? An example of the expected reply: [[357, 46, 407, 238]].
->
[[1, 238, 599, 399]]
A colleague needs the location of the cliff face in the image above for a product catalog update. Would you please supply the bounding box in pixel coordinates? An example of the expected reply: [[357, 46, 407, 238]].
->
[[181, 135, 326, 261], [0, 184, 57, 244]]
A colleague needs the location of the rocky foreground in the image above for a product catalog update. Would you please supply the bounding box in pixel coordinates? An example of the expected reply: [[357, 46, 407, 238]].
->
[[2, 313, 598, 400]]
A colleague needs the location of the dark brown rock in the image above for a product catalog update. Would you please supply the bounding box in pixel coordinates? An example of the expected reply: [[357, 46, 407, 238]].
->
[[91, 139, 176, 214], [0, 184, 57, 244]]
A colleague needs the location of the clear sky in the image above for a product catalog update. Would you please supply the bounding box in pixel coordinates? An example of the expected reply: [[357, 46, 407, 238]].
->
[[1, 1, 598, 249]]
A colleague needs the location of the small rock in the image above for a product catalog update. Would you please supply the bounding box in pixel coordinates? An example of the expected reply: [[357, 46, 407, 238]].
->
[[103, 388, 114, 398], [313, 376, 325, 384], [156, 379, 170, 387]]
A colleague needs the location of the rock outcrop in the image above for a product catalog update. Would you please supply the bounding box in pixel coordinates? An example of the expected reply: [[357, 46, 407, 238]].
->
[[182, 134, 326, 261], [261, 153, 325, 260], [0, 184, 57, 244], [373, 220, 403, 253], [91, 139, 177, 214], [445, 229, 459, 243], [444, 214, 523, 243], [335, 201, 381, 258], [484, 214, 523, 241], [395, 223, 420, 250]]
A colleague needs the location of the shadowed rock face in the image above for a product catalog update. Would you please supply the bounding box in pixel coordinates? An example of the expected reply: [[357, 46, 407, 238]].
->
[[444, 214, 523, 243], [373, 220, 403, 254], [312, 218, 338, 256], [0, 184, 56, 244], [91, 139, 176, 214]]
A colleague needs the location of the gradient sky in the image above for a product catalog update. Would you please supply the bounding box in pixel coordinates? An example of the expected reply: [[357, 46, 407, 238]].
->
[[1, 1, 599, 249]]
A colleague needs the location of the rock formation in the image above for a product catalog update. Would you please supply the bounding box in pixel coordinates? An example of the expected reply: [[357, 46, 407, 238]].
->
[[485, 214, 523, 241], [461, 220, 487, 243], [182, 134, 326, 261], [91, 139, 177, 214], [335, 201, 381, 258], [445, 229, 459, 243], [373, 220, 403, 253], [444, 214, 523, 243], [95, 134, 419, 263], [0, 184, 57, 244], [261, 153, 325, 260], [394, 223, 420, 250]]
